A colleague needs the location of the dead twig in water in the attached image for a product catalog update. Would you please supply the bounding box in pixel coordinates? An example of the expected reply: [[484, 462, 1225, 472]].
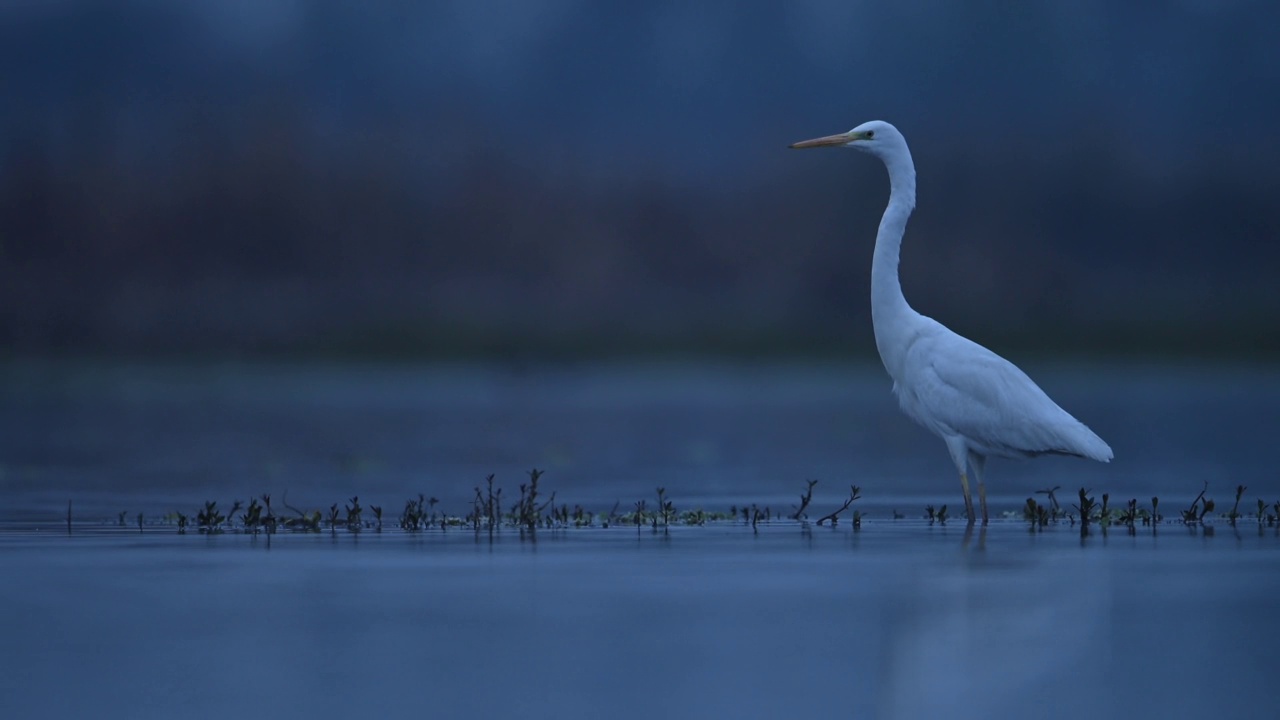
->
[[790, 480, 818, 521], [1181, 481, 1213, 525], [816, 486, 862, 527]]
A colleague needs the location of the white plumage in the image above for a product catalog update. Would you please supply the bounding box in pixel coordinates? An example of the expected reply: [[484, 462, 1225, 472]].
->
[[791, 120, 1111, 524]]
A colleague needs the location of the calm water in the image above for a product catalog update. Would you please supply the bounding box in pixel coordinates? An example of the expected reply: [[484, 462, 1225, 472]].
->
[[2, 523, 1279, 719], [3, 359, 1278, 516], [3, 359, 1279, 718]]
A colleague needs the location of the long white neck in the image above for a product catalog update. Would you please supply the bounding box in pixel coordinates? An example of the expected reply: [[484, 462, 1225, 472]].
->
[[870, 146, 918, 379]]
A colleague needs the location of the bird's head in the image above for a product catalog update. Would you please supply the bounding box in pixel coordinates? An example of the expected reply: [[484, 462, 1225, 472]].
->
[[789, 120, 904, 160]]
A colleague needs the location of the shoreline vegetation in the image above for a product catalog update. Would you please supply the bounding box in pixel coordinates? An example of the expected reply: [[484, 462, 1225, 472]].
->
[[20, 476, 1280, 539]]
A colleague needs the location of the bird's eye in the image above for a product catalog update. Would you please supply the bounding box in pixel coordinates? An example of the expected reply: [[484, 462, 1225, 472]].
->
[[864, 130, 875, 139]]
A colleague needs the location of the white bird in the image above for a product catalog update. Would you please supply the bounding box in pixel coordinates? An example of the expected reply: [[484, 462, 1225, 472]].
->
[[790, 120, 1111, 525]]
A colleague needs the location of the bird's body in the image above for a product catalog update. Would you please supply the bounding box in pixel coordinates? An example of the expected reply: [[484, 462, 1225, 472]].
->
[[791, 120, 1111, 524]]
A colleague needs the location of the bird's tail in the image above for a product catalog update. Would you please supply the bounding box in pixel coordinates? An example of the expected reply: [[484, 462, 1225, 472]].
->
[[1070, 424, 1113, 463]]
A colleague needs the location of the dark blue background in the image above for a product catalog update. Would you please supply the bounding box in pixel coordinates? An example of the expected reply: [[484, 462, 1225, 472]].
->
[[3, 1, 1276, 358]]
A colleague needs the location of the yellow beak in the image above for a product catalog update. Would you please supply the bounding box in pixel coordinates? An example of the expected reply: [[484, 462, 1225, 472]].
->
[[789, 132, 854, 149]]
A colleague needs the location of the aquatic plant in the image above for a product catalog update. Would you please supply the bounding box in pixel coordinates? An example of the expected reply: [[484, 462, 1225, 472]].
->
[[731, 503, 766, 529], [272, 492, 318, 531], [1116, 499, 1139, 528], [468, 489, 483, 530], [1227, 485, 1246, 525], [1036, 486, 1063, 519], [816, 485, 861, 527], [241, 498, 263, 532], [791, 480, 818, 521], [1143, 496, 1163, 526], [1097, 493, 1116, 527], [656, 487, 675, 527], [484, 475, 501, 529], [1255, 498, 1279, 526], [282, 511, 321, 532], [401, 494, 427, 531], [1023, 498, 1050, 528], [925, 504, 949, 525], [345, 496, 363, 530], [50, 470, 1280, 542], [516, 469, 552, 531], [1181, 482, 1213, 525], [261, 494, 277, 533], [547, 503, 565, 528], [1073, 488, 1097, 527], [197, 501, 226, 533]]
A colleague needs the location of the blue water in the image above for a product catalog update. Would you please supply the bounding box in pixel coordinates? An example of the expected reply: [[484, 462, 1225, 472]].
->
[[3, 359, 1278, 517], [2, 523, 1278, 719], [3, 359, 1279, 719]]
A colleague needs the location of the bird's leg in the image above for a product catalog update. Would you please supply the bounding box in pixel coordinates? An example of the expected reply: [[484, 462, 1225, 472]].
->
[[969, 453, 989, 526], [958, 473, 976, 525], [946, 438, 976, 525]]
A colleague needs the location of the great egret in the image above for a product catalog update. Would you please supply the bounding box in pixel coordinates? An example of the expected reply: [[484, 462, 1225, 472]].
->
[[790, 120, 1111, 525]]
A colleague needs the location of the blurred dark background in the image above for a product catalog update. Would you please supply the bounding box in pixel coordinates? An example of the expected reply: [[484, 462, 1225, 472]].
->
[[2, 0, 1277, 361]]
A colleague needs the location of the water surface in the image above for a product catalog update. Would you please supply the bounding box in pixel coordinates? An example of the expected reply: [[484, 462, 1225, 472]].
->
[[2, 523, 1277, 719], [3, 359, 1278, 719], [3, 359, 1277, 517]]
